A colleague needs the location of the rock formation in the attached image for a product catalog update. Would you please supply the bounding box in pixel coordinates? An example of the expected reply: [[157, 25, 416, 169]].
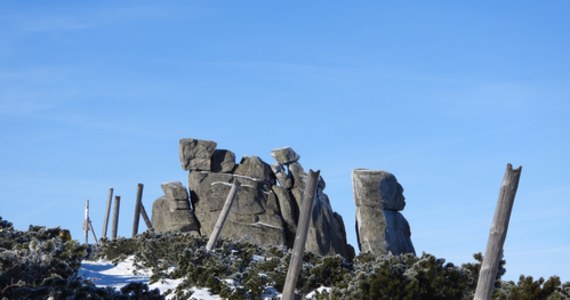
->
[[153, 138, 354, 259], [352, 169, 415, 255], [152, 181, 200, 235]]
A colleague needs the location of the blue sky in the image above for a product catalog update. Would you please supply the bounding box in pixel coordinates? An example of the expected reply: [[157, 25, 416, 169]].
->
[[1, 1, 569, 282]]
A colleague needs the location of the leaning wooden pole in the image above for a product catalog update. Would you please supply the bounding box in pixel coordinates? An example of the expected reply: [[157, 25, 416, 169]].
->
[[132, 183, 144, 237], [88, 219, 98, 246], [206, 180, 241, 251], [474, 163, 522, 300], [282, 170, 320, 300], [111, 196, 121, 240], [140, 203, 153, 230], [101, 188, 114, 240]]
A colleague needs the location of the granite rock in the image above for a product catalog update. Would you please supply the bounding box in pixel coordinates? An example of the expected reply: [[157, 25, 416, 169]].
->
[[211, 149, 236, 173], [271, 147, 301, 165], [158, 138, 354, 260], [353, 169, 415, 255], [189, 171, 284, 245], [179, 138, 217, 171], [352, 169, 405, 211], [234, 156, 275, 184], [152, 181, 200, 234], [271, 164, 293, 188]]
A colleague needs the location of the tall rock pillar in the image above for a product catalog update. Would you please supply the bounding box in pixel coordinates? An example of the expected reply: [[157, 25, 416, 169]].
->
[[352, 169, 415, 255]]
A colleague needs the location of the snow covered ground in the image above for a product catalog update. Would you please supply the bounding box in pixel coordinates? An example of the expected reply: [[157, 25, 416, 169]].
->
[[79, 256, 219, 299], [79, 256, 328, 299]]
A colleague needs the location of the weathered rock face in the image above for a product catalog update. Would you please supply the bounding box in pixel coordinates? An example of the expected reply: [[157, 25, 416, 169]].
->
[[211, 149, 236, 173], [283, 163, 355, 259], [179, 138, 217, 171], [153, 138, 354, 260], [353, 169, 415, 256], [189, 169, 286, 246], [152, 181, 200, 234]]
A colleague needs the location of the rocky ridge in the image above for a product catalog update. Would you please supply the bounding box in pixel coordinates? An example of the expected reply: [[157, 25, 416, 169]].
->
[[152, 138, 354, 259]]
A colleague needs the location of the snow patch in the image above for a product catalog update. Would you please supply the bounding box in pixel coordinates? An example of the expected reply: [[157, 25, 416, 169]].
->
[[79, 256, 150, 290], [305, 286, 332, 299]]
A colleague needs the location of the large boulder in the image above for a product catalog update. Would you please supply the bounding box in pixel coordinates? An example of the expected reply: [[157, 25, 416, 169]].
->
[[234, 156, 276, 184], [352, 169, 405, 211], [189, 171, 286, 246], [152, 181, 200, 234], [353, 169, 415, 255], [271, 147, 300, 165], [211, 149, 236, 173], [179, 138, 217, 171]]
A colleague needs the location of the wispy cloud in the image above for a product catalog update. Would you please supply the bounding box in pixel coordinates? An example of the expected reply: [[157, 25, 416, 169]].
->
[[2, 4, 177, 33], [0, 66, 78, 116], [0, 100, 53, 117]]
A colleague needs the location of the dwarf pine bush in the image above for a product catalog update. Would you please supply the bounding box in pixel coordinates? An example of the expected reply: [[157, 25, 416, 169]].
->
[[4, 216, 567, 299], [0, 216, 162, 300]]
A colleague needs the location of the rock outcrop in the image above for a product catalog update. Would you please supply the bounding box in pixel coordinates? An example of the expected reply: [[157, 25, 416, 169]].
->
[[153, 138, 354, 259], [152, 181, 200, 235], [352, 169, 415, 255]]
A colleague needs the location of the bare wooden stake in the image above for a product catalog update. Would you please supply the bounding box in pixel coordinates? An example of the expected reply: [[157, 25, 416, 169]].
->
[[132, 183, 144, 237], [83, 199, 89, 244], [474, 163, 522, 300], [111, 196, 121, 240], [101, 188, 114, 240], [206, 180, 241, 251], [282, 170, 320, 300]]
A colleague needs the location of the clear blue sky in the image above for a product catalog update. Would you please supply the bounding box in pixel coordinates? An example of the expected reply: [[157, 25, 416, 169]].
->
[[1, 1, 569, 282]]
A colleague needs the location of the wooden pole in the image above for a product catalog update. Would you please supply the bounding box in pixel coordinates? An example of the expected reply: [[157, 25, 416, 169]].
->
[[101, 188, 114, 240], [111, 196, 121, 240], [83, 199, 89, 244], [140, 203, 153, 230], [282, 170, 320, 300], [88, 220, 99, 246], [132, 183, 144, 237], [206, 180, 241, 251], [474, 164, 522, 300]]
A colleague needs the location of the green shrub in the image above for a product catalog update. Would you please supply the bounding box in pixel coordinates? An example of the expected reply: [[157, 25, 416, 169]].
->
[[0, 216, 162, 299]]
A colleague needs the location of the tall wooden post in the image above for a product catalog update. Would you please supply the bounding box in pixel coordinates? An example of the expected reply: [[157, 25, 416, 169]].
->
[[474, 164, 522, 300], [132, 183, 144, 237], [206, 181, 241, 251], [83, 199, 90, 244], [101, 188, 114, 240], [111, 196, 121, 240], [282, 170, 320, 300]]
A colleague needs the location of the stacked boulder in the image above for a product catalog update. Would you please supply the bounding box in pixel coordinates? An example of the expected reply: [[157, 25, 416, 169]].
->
[[352, 169, 415, 255], [151, 181, 200, 235], [152, 137, 353, 259]]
